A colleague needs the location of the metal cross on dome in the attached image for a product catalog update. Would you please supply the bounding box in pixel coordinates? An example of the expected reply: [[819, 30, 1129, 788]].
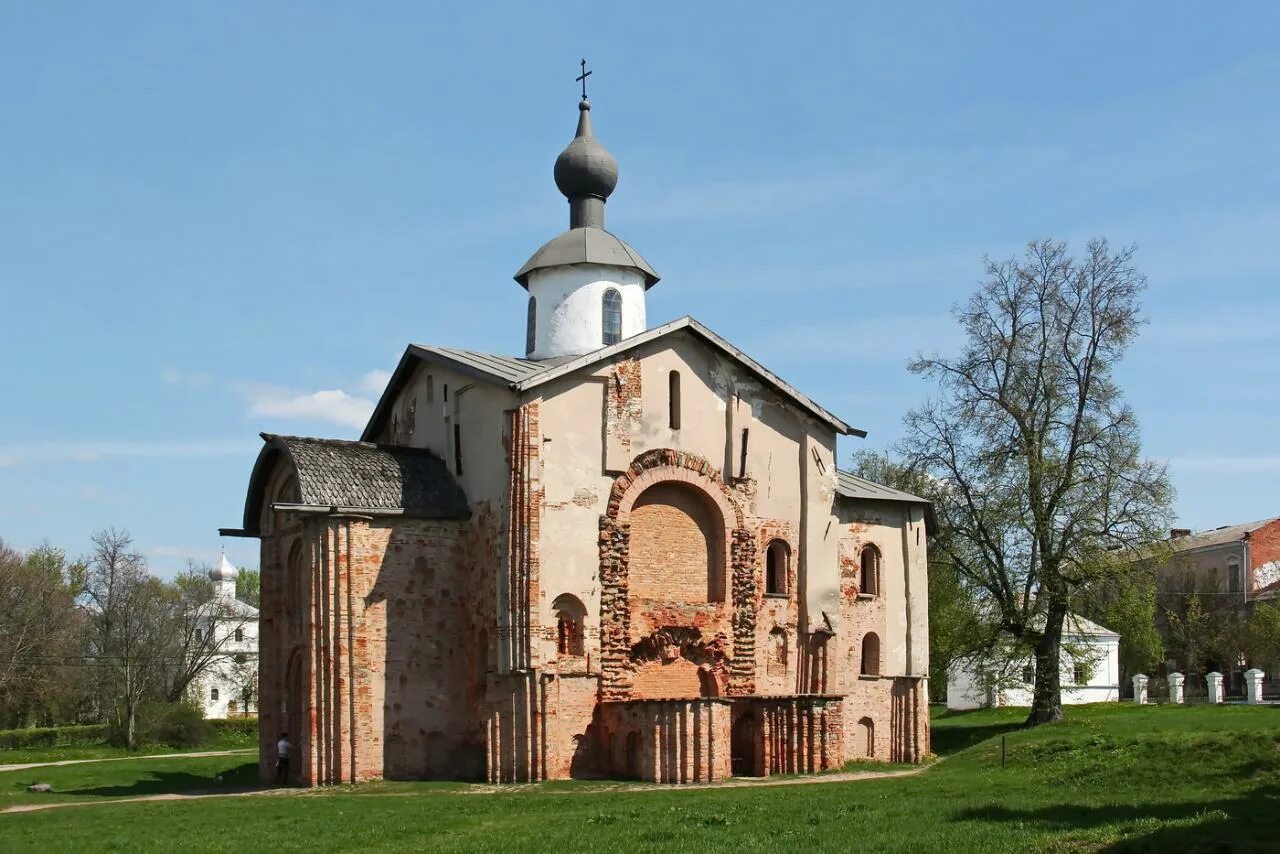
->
[[576, 59, 592, 100]]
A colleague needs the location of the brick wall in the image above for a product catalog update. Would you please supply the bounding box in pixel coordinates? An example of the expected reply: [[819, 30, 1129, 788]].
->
[[1250, 519, 1280, 592], [629, 482, 721, 602], [598, 699, 732, 783]]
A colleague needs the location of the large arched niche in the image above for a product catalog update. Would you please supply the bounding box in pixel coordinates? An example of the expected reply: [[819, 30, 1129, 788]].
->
[[628, 481, 726, 602]]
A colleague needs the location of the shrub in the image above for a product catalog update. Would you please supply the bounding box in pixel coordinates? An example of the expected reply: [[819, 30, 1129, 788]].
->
[[0, 724, 107, 750], [211, 717, 258, 740], [150, 701, 212, 748], [105, 700, 212, 748]]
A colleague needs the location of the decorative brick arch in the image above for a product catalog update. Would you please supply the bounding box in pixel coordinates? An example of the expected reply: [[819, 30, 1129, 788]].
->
[[598, 449, 758, 701], [606, 448, 745, 529]]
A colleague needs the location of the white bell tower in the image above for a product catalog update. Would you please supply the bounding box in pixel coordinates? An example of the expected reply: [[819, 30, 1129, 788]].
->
[[515, 73, 659, 359]]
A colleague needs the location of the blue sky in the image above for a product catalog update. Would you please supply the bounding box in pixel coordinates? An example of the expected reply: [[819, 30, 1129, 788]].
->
[[2, 3, 1277, 575]]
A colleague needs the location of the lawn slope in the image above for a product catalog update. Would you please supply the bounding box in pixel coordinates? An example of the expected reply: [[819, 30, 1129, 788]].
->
[[2, 704, 1278, 852]]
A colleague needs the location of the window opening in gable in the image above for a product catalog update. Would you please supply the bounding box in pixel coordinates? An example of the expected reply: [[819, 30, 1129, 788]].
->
[[765, 539, 789, 595], [668, 370, 681, 429]]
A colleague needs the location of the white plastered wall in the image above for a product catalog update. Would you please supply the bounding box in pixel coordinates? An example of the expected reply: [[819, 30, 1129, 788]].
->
[[525, 264, 647, 359]]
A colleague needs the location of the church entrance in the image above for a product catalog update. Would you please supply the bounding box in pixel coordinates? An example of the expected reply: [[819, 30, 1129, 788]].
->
[[730, 714, 761, 777]]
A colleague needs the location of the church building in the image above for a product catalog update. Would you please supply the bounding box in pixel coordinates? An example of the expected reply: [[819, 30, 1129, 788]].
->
[[222, 84, 931, 785]]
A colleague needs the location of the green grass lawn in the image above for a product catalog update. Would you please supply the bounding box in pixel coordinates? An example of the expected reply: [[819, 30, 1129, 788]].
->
[[3, 703, 1279, 852], [0, 730, 256, 767]]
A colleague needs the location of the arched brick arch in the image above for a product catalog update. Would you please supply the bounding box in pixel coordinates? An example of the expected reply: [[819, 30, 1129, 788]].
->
[[598, 449, 758, 701], [607, 448, 745, 529]]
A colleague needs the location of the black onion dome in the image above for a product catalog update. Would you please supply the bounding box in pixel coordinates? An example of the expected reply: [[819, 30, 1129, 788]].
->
[[553, 99, 618, 201]]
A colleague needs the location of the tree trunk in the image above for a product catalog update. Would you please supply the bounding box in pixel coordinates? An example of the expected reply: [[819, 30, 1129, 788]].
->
[[126, 700, 137, 751], [1027, 598, 1068, 725]]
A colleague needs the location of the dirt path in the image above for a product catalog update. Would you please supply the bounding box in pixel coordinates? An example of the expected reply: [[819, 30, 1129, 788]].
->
[[1, 765, 928, 815], [0, 749, 255, 773]]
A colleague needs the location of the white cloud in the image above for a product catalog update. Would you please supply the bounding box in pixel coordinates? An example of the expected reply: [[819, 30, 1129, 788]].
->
[[0, 439, 256, 468], [358, 369, 394, 395], [241, 384, 375, 430]]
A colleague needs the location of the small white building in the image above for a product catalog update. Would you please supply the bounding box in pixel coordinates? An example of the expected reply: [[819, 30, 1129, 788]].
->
[[195, 555, 260, 719], [947, 614, 1121, 710]]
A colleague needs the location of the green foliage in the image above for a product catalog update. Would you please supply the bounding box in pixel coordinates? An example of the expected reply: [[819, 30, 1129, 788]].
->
[[237, 567, 260, 607], [0, 724, 107, 750], [1243, 600, 1280, 670], [1079, 564, 1164, 681], [106, 699, 211, 749], [211, 717, 258, 739]]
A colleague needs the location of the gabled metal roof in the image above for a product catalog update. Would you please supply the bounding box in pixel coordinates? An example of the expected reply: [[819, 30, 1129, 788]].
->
[[1167, 518, 1279, 552], [409, 345, 547, 384], [835, 470, 928, 504], [362, 316, 865, 440], [512, 317, 863, 436]]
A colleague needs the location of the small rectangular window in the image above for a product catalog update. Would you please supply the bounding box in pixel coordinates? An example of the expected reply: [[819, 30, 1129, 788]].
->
[[1073, 662, 1088, 685], [738, 428, 749, 478], [210, 688, 219, 701], [234, 628, 244, 642]]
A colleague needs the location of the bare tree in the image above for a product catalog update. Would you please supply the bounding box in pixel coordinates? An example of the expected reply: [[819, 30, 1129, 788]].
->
[[82, 529, 175, 748], [161, 563, 253, 703], [902, 240, 1172, 724]]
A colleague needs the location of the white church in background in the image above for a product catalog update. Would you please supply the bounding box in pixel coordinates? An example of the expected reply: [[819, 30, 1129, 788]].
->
[[195, 555, 260, 719], [947, 613, 1121, 710]]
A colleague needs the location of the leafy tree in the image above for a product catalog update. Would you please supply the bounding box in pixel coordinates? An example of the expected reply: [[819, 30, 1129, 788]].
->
[[1243, 601, 1280, 673], [900, 240, 1172, 724], [0, 540, 86, 726], [1079, 563, 1163, 688], [237, 567, 260, 608]]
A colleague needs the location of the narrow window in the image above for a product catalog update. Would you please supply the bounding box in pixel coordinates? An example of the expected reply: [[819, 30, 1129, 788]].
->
[[602, 288, 622, 345], [234, 628, 244, 642], [526, 296, 537, 355], [860, 545, 881, 596], [1022, 665, 1034, 684], [552, 594, 586, 657], [765, 540, 789, 595], [453, 423, 463, 476], [194, 628, 203, 643], [860, 633, 881, 676], [1073, 662, 1088, 684], [1228, 560, 1243, 594], [443, 383, 449, 403], [426, 375, 435, 403], [668, 370, 681, 429], [210, 687, 220, 702], [738, 428, 750, 478]]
